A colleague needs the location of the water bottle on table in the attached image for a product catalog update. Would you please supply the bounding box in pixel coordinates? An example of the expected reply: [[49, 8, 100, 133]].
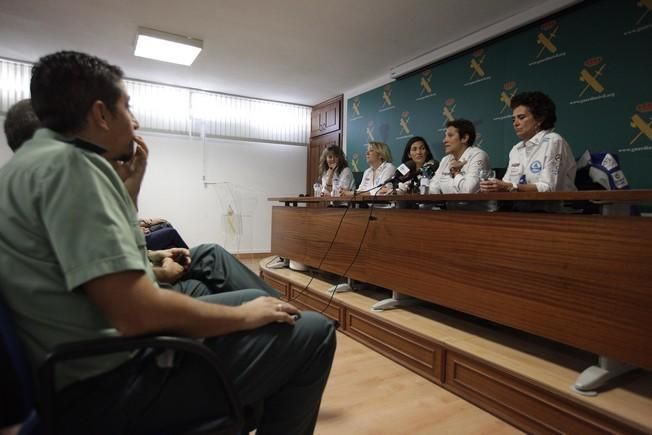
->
[[313, 182, 322, 197]]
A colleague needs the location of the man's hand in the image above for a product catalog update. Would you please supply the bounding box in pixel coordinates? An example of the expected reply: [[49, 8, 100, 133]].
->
[[84, 272, 302, 338], [139, 217, 168, 227], [154, 257, 186, 283], [149, 248, 191, 283], [148, 248, 191, 267], [111, 136, 149, 207], [238, 297, 300, 329]]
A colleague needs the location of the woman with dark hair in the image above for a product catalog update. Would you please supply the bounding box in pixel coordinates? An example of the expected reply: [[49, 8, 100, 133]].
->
[[480, 91, 576, 192], [319, 145, 355, 196], [429, 119, 490, 194], [396, 136, 439, 193]]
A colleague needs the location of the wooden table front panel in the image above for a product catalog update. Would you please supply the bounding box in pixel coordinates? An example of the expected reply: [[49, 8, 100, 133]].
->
[[271, 206, 652, 369]]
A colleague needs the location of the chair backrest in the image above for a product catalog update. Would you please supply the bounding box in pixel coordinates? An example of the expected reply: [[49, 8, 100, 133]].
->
[[1, 300, 243, 435], [0, 300, 35, 428]]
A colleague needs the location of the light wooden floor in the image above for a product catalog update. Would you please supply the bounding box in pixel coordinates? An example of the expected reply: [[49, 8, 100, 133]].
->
[[244, 255, 520, 433], [315, 332, 520, 435]]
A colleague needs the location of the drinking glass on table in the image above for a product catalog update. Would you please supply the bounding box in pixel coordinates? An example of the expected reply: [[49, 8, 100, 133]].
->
[[331, 180, 341, 197], [479, 169, 496, 181], [313, 182, 322, 197], [419, 177, 430, 195]]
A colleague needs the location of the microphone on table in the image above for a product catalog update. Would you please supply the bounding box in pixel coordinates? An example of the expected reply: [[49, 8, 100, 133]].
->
[[354, 161, 417, 196], [383, 160, 417, 185]]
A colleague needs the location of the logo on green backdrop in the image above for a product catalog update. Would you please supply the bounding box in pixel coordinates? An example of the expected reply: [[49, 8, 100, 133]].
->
[[380, 84, 395, 112], [620, 103, 652, 154], [624, 0, 651, 35], [421, 70, 432, 94], [396, 111, 413, 140], [636, 0, 651, 25], [465, 49, 492, 86], [416, 69, 437, 101], [630, 103, 652, 145], [367, 120, 375, 141], [351, 97, 362, 119], [537, 21, 558, 58], [500, 81, 518, 114], [570, 57, 615, 105], [493, 82, 518, 121], [580, 57, 606, 96], [350, 152, 361, 172], [470, 49, 486, 79], [529, 20, 566, 66], [441, 98, 456, 129]]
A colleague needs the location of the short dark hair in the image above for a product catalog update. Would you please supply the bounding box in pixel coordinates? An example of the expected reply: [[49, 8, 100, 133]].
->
[[3, 99, 41, 151], [510, 91, 557, 130], [445, 119, 476, 146], [401, 136, 434, 164], [30, 51, 124, 134], [319, 145, 349, 175]]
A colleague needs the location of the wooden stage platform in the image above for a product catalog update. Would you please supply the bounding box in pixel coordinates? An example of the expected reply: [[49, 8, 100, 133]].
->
[[260, 260, 652, 434]]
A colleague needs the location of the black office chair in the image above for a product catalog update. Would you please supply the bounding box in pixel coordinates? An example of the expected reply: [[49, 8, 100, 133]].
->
[[0, 300, 245, 435]]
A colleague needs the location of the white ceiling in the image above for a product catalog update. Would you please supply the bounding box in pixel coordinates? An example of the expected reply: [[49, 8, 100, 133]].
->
[[0, 0, 546, 106]]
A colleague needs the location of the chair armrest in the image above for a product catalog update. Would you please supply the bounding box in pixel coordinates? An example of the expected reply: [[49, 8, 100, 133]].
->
[[38, 335, 244, 434]]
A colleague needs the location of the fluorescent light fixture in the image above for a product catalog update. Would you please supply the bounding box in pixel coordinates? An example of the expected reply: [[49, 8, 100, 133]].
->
[[134, 27, 202, 66]]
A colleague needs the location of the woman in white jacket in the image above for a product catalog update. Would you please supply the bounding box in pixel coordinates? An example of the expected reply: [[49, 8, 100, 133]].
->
[[429, 119, 490, 194], [343, 141, 396, 196], [319, 145, 355, 196], [479, 91, 576, 193]]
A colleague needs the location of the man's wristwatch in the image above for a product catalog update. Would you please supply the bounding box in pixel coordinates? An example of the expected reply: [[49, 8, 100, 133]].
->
[[509, 183, 518, 192]]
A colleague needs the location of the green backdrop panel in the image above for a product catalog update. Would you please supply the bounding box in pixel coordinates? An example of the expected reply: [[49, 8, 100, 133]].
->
[[346, 0, 652, 188]]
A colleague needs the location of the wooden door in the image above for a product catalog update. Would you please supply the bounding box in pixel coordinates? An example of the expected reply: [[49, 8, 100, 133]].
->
[[310, 97, 341, 137]]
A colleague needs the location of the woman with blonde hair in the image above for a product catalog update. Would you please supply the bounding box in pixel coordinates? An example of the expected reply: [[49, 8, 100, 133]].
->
[[344, 141, 396, 196]]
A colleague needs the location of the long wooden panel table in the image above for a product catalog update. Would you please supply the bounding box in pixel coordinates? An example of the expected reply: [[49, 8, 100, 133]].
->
[[270, 191, 652, 370]]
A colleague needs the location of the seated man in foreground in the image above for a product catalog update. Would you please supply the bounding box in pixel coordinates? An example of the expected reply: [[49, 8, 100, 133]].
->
[[3, 99, 280, 301], [0, 51, 335, 434]]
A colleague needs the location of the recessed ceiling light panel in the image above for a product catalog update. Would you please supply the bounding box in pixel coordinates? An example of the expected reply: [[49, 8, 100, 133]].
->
[[134, 27, 202, 66]]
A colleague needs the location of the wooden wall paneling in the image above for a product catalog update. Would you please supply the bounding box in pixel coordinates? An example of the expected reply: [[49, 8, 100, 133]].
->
[[444, 351, 649, 435], [261, 271, 290, 300], [345, 309, 444, 384], [271, 206, 652, 369], [289, 284, 343, 325]]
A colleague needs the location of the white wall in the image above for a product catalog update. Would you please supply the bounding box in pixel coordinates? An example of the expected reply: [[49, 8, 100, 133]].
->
[[137, 131, 305, 252], [0, 118, 306, 253]]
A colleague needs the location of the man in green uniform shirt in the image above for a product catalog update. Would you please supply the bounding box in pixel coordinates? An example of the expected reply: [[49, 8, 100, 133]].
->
[[2, 99, 282, 300], [0, 51, 335, 435]]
